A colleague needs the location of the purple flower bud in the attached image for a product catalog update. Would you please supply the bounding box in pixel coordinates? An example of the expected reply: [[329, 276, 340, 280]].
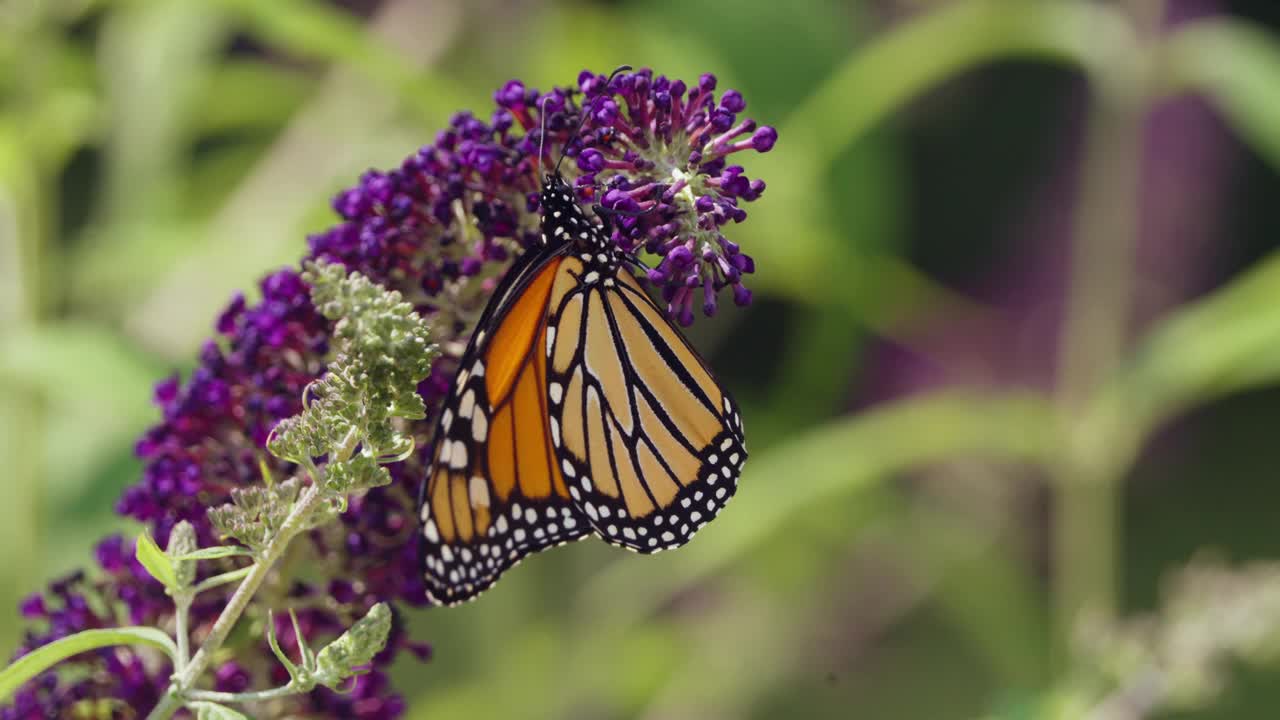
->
[[215, 662, 251, 693], [577, 148, 606, 173], [711, 109, 735, 132], [19, 594, 46, 619], [720, 90, 746, 113], [752, 126, 778, 152], [495, 80, 526, 108], [95, 536, 128, 573], [153, 374, 180, 406], [593, 98, 619, 125], [667, 244, 694, 267]]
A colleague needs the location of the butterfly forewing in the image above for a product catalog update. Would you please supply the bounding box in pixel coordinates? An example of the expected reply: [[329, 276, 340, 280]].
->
[[420, 253, 590, 606]]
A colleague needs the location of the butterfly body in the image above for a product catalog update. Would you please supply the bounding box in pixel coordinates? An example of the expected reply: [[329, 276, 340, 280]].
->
[[419, 171, 746, 606]]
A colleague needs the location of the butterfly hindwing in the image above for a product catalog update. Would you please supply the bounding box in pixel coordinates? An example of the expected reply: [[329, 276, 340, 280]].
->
[[544, 251, 747, 553]]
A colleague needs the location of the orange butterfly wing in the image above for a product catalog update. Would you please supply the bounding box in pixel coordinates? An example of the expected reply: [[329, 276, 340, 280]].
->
[[419, 254, 588, 606], [544, 259, 746, 552]]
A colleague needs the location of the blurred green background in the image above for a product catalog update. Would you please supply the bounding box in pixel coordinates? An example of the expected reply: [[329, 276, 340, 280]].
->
[[6, 0, 1280, 717]]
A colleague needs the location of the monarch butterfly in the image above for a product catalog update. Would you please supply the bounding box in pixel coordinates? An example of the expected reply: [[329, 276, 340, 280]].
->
[[418, 83, 747, 606]]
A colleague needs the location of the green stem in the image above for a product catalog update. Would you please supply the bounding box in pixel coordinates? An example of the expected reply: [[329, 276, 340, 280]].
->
[[192, 566, 254, 596], [1052, 0, 1165, 666], [187, 684, 300, 704], [173, 596, 191, 671], [145, 484, 326, 720]]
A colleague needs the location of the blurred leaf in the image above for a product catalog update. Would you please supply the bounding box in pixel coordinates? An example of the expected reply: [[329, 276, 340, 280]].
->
[[0, 627, 176, 703], [189, 60, 315, 136], [0, 321, 159, 502], [1163, 18, 1280, 171], [1093, 249, 1280, 475], [576, 390, 1053, 633], [893, 495, 1048, 688], [211, 0, 465, 124], [0, 119, 44, 328], [97, 1, 230, 221], [0, 322, 158, 401], [135, 531, 178, 590], [744, 0, 1124, 336], [784, 0, 1128, 169]]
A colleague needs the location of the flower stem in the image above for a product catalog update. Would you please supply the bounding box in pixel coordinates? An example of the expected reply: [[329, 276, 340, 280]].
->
[[146, 484, 326, 720], [187, 684, 300, 704], [192, 566, 253, 596], [1051, 0, 1165, 667], [173, 597, 191, 671]]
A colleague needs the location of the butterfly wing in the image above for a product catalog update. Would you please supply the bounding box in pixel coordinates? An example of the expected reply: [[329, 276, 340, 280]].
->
[[544, 257, 747, 551], [420, 249, 590, 606]]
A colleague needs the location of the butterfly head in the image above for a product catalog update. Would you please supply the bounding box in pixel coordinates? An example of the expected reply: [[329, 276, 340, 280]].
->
[[538, 171, 606, 251]]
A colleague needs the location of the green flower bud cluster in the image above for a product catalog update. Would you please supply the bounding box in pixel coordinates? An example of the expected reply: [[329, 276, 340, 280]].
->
[[207, 478, 333, 553], [267, 259, 436, 495]]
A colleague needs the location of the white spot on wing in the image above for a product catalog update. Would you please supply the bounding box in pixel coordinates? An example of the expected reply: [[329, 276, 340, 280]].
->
[[449, 441, 468, 469], [469, 476, 490, 508]]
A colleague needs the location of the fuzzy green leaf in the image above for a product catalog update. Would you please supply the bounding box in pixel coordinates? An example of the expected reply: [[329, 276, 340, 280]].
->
[[314, 603, 392, 688]]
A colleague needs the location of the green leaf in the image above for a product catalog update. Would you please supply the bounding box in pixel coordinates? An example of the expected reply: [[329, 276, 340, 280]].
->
[[745, 0, 1130, 328], [169, 546, 254, 562], [135, 531, 180, 590], [1087, 248, 1280, 474], [314, 603, 392, 688], [210, 0, 465, 123], [266, 609, 304, 686], [258, 454, 276, 488], [782, 0, 1130, 174], [0, 627, 177, 703], [190, 701, 254, 720], [1163, 18, 1280, 171]]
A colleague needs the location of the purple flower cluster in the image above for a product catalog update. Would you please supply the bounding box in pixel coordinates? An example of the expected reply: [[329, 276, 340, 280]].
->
[[7, 538, 170, 718], [572, 69, 773, 324], [6, 68, 773, 718]]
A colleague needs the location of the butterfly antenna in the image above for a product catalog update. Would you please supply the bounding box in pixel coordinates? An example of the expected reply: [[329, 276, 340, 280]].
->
[[553, 64, 633, 177], [537, 94, 551, 181]]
